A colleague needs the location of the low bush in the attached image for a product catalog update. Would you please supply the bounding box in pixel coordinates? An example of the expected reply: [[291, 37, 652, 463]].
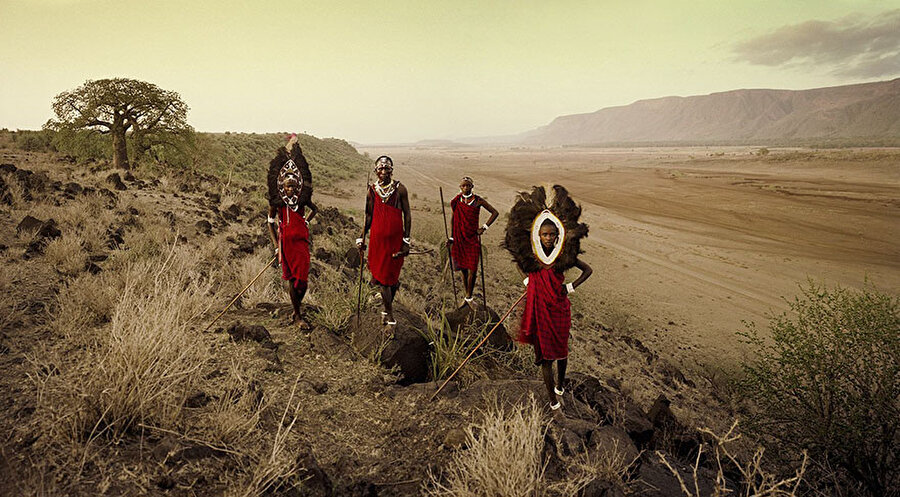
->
[[740, 282, 899, 496]]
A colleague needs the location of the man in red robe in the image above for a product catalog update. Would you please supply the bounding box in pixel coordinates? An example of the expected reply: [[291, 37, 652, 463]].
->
[[357, 156, 411, 325], [267, 135, 318, 329], [449, 176, 498, 306], [518, 218, 592, 411]]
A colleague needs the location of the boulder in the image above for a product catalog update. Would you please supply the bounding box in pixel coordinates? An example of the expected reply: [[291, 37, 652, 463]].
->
[[351, 306, 430, 385], [588, 425, 641, 474], [445, 302, 512, 351], [344, 246, 361, 269], [568, 373, 655, 448], [63, 182, 83, 196]]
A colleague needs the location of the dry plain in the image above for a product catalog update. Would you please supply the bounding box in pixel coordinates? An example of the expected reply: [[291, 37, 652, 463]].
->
[[362, 146, 900, 366]]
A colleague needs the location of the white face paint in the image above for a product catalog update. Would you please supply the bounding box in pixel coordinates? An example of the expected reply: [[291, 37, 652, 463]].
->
[[278, 159, 303, 210], [530, 210, 566, 266]]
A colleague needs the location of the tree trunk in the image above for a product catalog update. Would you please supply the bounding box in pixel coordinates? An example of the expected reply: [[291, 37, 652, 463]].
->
[[112, 128, 129, 170]]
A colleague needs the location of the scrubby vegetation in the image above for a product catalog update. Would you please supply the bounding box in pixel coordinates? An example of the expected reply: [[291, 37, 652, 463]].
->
[[740, 282, 899, 496]]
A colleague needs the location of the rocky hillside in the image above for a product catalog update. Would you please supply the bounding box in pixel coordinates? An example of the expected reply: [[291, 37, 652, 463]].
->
[[0, 147, 793, 496], [520, 78, 900, 146]]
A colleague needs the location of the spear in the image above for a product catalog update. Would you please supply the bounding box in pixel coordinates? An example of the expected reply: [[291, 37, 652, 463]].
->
[[479, 237, 487, 309], [203, 255, 277, 332], [439, 187, 459, 304], [356, 173, 371, 328], [356, 170, 372, 325], [430, 291, 526, 401]]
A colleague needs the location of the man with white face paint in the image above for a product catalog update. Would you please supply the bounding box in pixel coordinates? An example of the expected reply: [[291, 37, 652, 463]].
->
[[357, 156, 412, 326]]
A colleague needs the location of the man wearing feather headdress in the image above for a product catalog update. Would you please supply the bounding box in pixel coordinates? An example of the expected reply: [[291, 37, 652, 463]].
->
[[504, 185, 592, 411], [267, 134, 318, 330], [449, 176, 498, 305], [356, 156, 412, 326]]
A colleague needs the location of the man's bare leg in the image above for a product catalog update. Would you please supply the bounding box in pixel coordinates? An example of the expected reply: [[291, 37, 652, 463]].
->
[[541, 361, 559, 407]]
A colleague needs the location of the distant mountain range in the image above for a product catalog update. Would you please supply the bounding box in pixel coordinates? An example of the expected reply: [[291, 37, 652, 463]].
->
[[514, 79, 900, 146]]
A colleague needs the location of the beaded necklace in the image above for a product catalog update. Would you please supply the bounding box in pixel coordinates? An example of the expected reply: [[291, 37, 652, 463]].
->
[[374, 180, 397, 203], [460, 192, 476, 206]]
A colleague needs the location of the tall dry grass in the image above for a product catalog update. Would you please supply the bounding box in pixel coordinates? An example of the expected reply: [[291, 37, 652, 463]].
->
[[426, 397, 548, 497], [50, 244, 215, 440]]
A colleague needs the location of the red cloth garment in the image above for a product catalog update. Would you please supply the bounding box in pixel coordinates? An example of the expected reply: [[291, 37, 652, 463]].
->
[[517, 267, 571, 361], [450, 194, 481, 271], [368, 185, 405, 286], [279, 206, 310, 289]]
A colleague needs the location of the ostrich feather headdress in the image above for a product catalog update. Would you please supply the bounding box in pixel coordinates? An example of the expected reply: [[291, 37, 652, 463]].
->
[[503, 185, 588, 273], [267, 141, 313, 210]]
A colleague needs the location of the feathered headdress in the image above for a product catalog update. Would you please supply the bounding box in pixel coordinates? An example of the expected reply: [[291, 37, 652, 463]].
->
[[267, 140, 313, 210], [503, 185, 588, 273]]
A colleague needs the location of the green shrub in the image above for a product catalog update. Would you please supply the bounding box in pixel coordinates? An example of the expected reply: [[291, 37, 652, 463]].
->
[[740, 282, 899, 496]]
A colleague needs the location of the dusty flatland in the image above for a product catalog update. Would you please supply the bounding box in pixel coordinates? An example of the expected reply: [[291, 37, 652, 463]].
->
[[363, 146, 900, 364]]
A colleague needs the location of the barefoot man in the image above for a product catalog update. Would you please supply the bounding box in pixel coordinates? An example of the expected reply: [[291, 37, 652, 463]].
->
[[449, 176, 498, 306], [357, 156, 411, 326], [267, 134, 318, 329], [504, 185, 592, 411]]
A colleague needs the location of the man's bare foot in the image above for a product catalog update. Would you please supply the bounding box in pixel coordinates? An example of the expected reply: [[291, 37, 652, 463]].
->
[[297, 317, 312, 331], [381, 311, 388, 325]]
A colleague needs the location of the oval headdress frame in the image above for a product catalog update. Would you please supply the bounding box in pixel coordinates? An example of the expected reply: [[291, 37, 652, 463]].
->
[[503, 184, 589, 274], [531, 210, 565, 266]]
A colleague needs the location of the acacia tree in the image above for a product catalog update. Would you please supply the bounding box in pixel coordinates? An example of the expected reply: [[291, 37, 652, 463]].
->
[[46, 78, 192, 169]]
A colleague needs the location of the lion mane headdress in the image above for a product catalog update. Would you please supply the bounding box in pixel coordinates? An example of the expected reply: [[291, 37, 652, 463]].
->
[[267, 138, 313, 211], [503, 185, 589, 273]]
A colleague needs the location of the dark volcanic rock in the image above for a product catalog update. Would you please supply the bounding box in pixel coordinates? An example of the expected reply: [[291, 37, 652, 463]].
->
[[227, 323, 272, 343], [106, 172, 127, 191], [445, 303, 512, 351], [63, 182, 83, 196], [351, 307, 430, 385], [344, 246, 361, 269], [222, 203, 241, 221], [0, 163, 16, 173], [16, 215, 44, 234], [195, 220, 213, 235], [294, 450, 333, 496], [106, 227, 125, 248]]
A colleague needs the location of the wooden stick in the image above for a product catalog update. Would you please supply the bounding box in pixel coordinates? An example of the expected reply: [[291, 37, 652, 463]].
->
[[203, 255, 276, 332], [356, 171, 371, 326], [439, 187, 459, 303], [430, 291, 526, 401], [479, 236, 487, 309]]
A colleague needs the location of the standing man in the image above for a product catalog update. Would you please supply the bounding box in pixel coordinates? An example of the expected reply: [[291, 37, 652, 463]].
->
[[357, 156, 411, 325], [448, 176, 498, 306], [504, 185, 591, 411], [267, 134, 317, 329]]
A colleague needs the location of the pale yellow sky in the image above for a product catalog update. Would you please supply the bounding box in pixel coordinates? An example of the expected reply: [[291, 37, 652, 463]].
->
[[1, 0, 897, 143]]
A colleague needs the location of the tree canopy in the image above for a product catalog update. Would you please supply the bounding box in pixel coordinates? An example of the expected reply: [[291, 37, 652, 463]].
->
[[46, 78, 193, 169]]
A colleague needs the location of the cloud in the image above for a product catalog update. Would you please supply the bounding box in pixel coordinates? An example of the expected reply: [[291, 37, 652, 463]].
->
[[732, 10, 900, 78]]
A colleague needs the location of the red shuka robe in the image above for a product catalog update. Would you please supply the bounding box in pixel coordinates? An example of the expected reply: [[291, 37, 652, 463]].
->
[[450, 194, 481, 271], [367, 185, 405, 286], [517, 267, 571, 361], [279, 206, 310, 289]]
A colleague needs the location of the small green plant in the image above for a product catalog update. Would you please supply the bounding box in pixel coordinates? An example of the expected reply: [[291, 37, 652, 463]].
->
[[740, 281, 898, 496]]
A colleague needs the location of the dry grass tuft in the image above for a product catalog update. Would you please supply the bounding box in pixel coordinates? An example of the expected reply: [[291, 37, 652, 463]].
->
[[234, 250, 284, 309], [58, 244, 214, 439], [308, 261, 362, 333], [426, 396, 548, 497], [43, 234, 89, 276], [552, 439, 639, 496]]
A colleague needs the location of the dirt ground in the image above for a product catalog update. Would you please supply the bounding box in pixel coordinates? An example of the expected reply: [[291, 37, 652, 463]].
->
[[360, 146, 900, 366]]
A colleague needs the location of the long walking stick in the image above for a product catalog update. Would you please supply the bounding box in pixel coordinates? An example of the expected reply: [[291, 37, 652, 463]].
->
[[479, 237, 487, 309], [203, 255, 277, 332], [439, 187, 459, 303], [356, 171, 371, 325], [430, 291, 527, 401]]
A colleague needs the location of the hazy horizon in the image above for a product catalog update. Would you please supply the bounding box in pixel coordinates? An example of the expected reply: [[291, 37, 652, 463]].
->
[[2, 0, 898, 144]]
